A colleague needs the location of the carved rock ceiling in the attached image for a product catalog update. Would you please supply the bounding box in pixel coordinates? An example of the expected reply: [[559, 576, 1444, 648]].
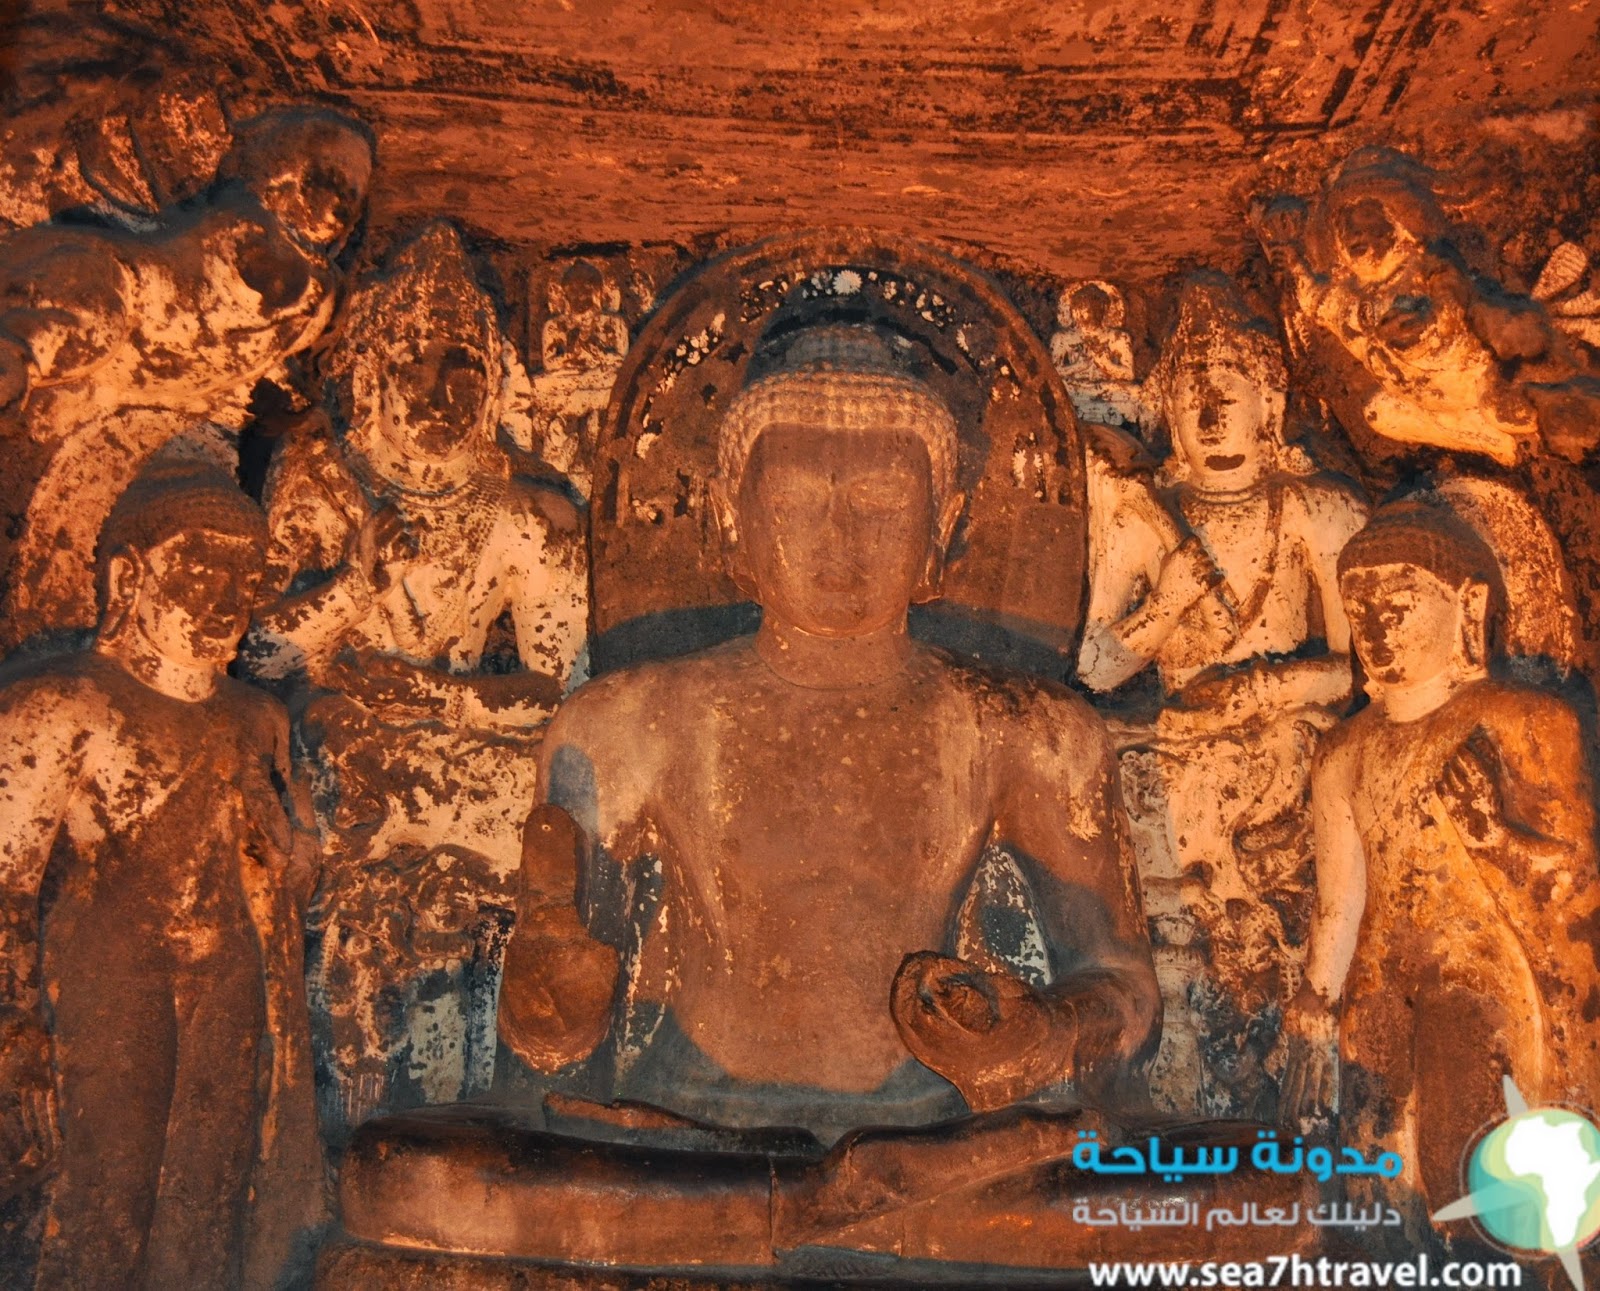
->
[[7, 0, 1600, 274]]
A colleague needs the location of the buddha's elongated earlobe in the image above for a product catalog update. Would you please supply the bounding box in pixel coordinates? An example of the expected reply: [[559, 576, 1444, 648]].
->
[[98, 549, 143, 644], [913, 491, 966, 604], [912, 548, 944, 604], [711, 479, 758, 598]]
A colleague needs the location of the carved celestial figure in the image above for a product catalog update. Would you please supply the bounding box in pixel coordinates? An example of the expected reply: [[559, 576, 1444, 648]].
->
[[1253, 147, 1600, 467], [0, 106, 372, 648], [1105, 273, 1367, 1120], [248, 220, 588, 1130]]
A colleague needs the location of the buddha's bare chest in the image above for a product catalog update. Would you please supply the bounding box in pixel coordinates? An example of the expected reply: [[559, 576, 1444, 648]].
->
[[659, 689, 987, 922]]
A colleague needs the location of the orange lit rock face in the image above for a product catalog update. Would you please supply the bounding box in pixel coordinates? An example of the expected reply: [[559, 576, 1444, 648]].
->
[[18, 0, 1581, 277], [2, 4, 1600, 1286]]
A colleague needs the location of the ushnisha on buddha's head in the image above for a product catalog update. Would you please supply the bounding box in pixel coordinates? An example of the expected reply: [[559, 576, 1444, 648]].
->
[[711, 324, 966, 642], [1336, 502, 1502, 699], [1153, 273, 1299, 495], [95, 458, 268, 690]]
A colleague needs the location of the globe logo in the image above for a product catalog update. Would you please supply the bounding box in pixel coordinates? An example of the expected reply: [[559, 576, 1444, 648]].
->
[[1434, 1078, 1600, 1291]]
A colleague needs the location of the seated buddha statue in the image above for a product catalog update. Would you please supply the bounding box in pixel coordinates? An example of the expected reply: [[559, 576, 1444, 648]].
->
[[500, 323, 1160, 1138], [327, 325, 1312, 1284]]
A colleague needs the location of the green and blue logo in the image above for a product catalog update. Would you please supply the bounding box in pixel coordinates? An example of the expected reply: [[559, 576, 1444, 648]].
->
[[1434, 1078, 1600, 1290]]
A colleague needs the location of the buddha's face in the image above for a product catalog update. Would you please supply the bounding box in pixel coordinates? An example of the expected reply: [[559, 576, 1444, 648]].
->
[[131, 530, 265, 670], [378, 334, 492, 462], [1342, 562, 1476, 692], [737, 426, 938, 638], [1168, 362, 1281, 491], [559, 270, 605, 319], [1069, 286, 1110, 331]]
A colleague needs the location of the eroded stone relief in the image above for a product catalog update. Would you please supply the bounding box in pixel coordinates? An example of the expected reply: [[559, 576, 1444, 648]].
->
[[1253, 148, 1600, 687], [335, 309, 1308, 1279], [1050, 279, 1152, 432], [0, 60, 1597, 1286], [526, 258, 635, 499], [0, 459, 322, 1289], [1253, 147, 1600, 466], [0, 108, 372, 650], [247, 220, 588, 1130], [1088, 273, 1366, 1122]]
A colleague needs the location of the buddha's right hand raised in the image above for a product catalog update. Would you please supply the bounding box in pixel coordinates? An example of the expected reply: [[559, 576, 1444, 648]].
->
[[0, 1007, 57, 1183], [497, 804, 621, 1073], [891, 952, 1076, 1114]]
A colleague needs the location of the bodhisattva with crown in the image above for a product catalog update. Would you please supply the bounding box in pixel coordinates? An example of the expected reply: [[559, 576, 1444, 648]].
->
[[1089, 275, 1367, 1121], [1283, 502, 1600, 1248], [247, 221, 587, 1128], [0, 458, 323, 1291]]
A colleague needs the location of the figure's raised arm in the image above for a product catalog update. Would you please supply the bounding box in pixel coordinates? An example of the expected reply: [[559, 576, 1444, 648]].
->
[[247, 441, 396, 681], [496, 681, 654, 1073], [506, 491, 589, 694]]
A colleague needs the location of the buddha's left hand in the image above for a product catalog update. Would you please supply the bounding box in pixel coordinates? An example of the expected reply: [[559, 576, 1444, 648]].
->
[[1437, 730, 1570, 865], [891, 951, 1076, 1113]]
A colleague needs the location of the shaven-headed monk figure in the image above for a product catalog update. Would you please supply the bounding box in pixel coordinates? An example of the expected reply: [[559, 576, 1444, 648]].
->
[[0, 458, 323, 1289], [497, 324, 1159, 1141], [1284, 501, 1600, 1244]]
